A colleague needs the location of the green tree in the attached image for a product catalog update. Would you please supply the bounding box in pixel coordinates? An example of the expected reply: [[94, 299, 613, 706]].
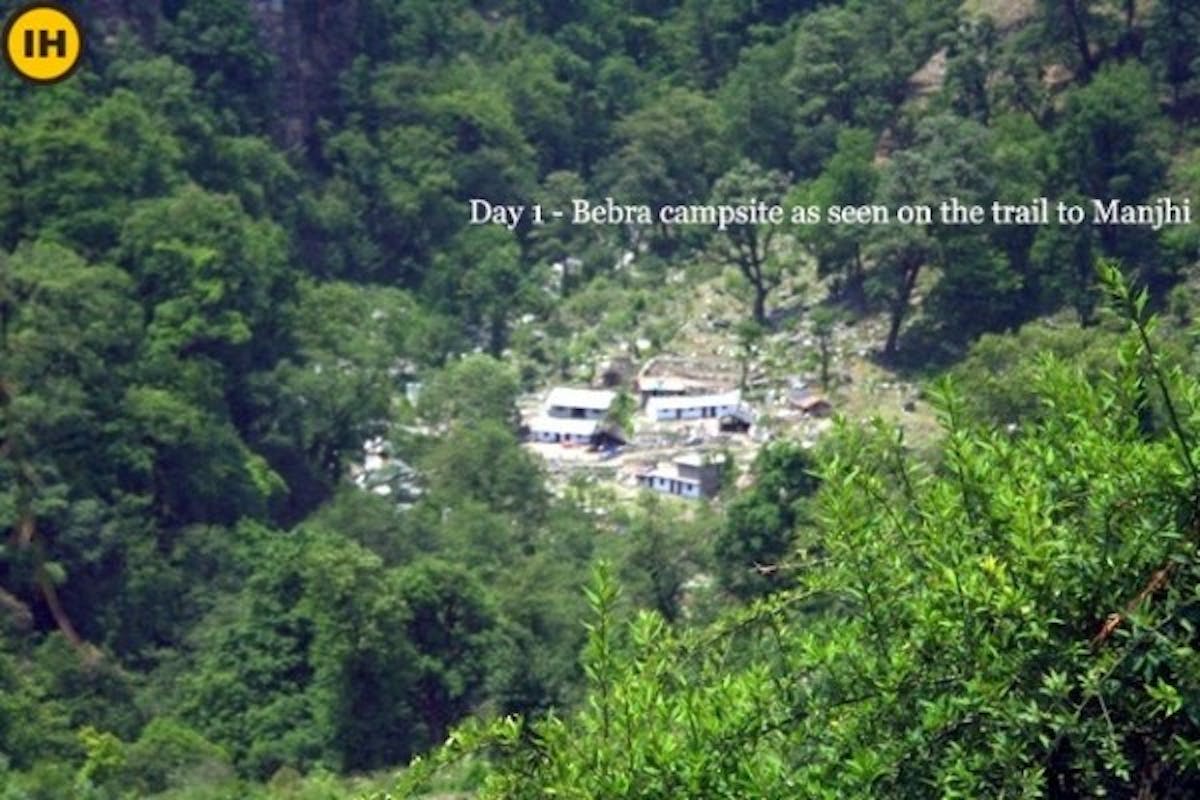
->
[[164, 0, 275, 133], [1145, 0, 1200, 111], [941, 18, 999, 123], [528, 169, 615, 295], [249, 281, 425, 520], [718, 37, 795, 171], [418, 354, 521, 430], [428, 226, 538, 356], [867, 113, 1006, 356], [0, 632, 74, 770], [421, 421, 548, 519], [810, 306, 839, 389], [118, 184, 292, 375], [792, 128, 877, 309], [988, 112, 1055, 317], [1031, 0, 1138, 79], [785, 5, 897, 173], [0, 243, 142, 654], [1046, 62, 1170, 318], [301, 534, 419, 772], [714, 440, 819, 599], [177, 527, 326, 776], [711, 159, 792, 325], [396, 558, 504, 750], [502, 42, 578, 174], [121, 718, 233, 796], [407, 268, 1200, 799], [5, 89, 182, 255], [617, 495, 714, 622], [601, 88, 731, 246]]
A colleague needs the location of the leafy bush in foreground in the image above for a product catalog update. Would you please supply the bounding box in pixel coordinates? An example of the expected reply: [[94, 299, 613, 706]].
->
[[390, 267, 1200, 797]]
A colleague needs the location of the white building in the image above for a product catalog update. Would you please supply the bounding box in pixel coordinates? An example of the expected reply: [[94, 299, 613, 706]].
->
[[528, 416, 605, 445], [527, 387, 623, 446], [645, 390, 743, 422], [636, 453, 727, 499], [545, 387, 616, 420], [636, 376, 689, 405]]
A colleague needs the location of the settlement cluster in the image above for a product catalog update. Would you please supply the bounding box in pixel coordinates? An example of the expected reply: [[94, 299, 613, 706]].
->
[[520, 353, 834, 501]]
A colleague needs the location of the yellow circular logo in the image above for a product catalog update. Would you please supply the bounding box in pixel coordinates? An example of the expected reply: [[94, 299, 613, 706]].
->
[[3, 3, 84, 85]]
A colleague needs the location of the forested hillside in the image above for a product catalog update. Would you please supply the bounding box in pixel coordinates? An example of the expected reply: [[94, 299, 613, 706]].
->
[[3, 1, 1200, 798]]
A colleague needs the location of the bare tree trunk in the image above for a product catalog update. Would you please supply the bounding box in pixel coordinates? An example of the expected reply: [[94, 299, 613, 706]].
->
[[17, 511, 95, 657], [0, 586, 32, 629], [884, 259, 921, 359], [847, 249, 867, 311], [1064, 0, 1095, 77], [752, 282, 768, 326], [3, 287, 97, 659], [488, 312, 506, 357], [37, 560, 86, 650], [819, 337, 832, 389], [1114, 0, 1142, 58], [884, 306, 904, 359]]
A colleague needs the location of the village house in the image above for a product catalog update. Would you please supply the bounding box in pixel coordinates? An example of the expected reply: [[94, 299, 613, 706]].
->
[[788, 384, 833, 417], [636, 453, 727, 499], [527, 387, 624, 446], [545, 387, 615, 419], [635, 376, 689, 405], [793, 395, 833, 417], [528, 416, 607, 445], [645, 390, 744, 422]]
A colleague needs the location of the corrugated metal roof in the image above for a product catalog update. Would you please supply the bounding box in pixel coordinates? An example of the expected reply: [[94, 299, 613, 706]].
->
[[646, 390, 741, 413], [546, 387, 616, 410], [793, 395, 832, 412], [638, 377, 689, 392], [675, 452, 727, 468]]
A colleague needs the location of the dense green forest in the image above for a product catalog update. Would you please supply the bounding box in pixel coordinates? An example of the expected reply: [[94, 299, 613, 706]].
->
[[3, 0, 1200, 797]]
